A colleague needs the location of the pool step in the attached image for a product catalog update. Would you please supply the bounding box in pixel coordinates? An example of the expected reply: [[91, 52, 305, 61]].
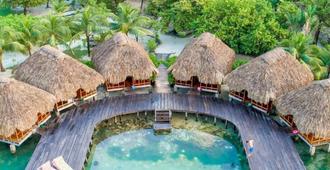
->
[[153, 110, 172, 133]]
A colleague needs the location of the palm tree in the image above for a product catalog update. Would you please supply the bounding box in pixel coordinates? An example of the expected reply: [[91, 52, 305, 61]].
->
[[110, 3, 153, 40], [72, 4, 109, 57], [0, 27, 27, 72], [39, 15, 72, 47], [280, 33, 328, 80], [51, 0, 70, 14], [308, 44, 330, 79], [16, 17, 42, 56]]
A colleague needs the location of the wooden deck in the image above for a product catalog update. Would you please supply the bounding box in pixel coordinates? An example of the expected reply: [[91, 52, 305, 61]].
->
[[26, 93, 305, 170]]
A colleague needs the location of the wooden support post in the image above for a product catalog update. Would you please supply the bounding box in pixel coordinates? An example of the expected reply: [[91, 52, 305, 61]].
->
[[225, 120, 228, 129], [185, 112, 188, 120], [114, 116, 117, 124], [93, 96, 96, 102], [213, 117, 217, 125], [327, 143, 330, 153], [137, 112, 140, 118], [10, 144, 16, 154], [215, 93, 219, 98], [174, 85, 177, 93], [55, 110, 60, 117], [309, 146, 316, 156], [195, 113, 198, 121], [119, 115, 122, 123]]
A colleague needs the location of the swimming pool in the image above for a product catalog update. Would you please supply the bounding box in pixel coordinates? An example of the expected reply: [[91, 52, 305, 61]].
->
[[90, 129, 242, 170], [86, 113, 249, 170]]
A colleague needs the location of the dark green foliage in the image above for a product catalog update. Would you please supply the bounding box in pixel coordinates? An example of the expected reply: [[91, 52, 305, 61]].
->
[[63, 46, 88, 59], [148, 0, 288, 55], [168, 73, 175, 85], [194, 0, 287, 55], [275, 1, 300, 29], [232, 59, 249, 70], [163, 56, 177, 68], [147, 39, 157, 52], [4, 0, 47, 14], [149, 53, 161, 67], [96, 0, 124, 11], [82, 60, 95, 68]]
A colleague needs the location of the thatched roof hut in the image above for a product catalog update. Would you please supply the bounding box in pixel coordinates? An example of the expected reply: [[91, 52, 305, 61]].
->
[[0, 77, 55, 138], [276, 79, 330, 138], [92, 32, 157, 84], [14, 45, 104, 101], [224, 48, 314, 104], [168, 32, 235, 85]]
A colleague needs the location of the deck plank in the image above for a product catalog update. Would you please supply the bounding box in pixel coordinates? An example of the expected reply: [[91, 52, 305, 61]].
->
[[26, 94, 305, 170]]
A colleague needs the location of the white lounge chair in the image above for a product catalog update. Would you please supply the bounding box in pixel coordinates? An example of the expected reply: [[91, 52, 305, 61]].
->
[[37, 161, 57, 170], [51, 156, 73, 170]]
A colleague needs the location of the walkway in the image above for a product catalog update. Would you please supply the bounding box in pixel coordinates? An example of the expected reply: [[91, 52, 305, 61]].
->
[[154, 64, 171, 93], [26, 94, 305, 170]]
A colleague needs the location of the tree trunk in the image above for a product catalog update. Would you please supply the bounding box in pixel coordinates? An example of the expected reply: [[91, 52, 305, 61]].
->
[[86, 31, 91, 57], [23, 5, 28, 15], [28, 49, 32, 57], [314, 25, 321, 44], [140, 0, 144, 13], [0, 52, 5, 72], [46, 0, 51, 8]]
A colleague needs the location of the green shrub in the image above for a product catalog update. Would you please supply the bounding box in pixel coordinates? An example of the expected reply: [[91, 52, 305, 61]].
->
[[232, 59, 249, 70], [194, 0, 288, 55], [168, 73, 175, 85], [82, 60, 95, 68], [149, 53, 161, 67], [163, 55, 177, 68], [147, 39, 158, 52]]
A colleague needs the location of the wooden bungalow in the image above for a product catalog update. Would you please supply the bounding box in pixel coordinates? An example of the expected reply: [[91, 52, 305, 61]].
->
[[276, 79, 330, 155], [168, 32, 235, 94], [92, 32, 157, 92], [0, 78, 55, 149], [14, 45, 104, 112], [224, 48, 314, 113]]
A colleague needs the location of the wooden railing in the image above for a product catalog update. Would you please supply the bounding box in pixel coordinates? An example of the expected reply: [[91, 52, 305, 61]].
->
[[230, 90, 272, 112], [105, 81, 125, 91], [175, 80, 192, 87], [75, 89, 97, 100], [133, 79, 150, 86], [200, 83, 219, 91], [281, 115, 330, 145], [0, 129, 32, 144], [54, 100, 71, 110], [36, 112, 51, 126]]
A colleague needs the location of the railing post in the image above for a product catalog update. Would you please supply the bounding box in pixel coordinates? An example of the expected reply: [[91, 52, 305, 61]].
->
[[185, 112, 188, 120], [213, 117, 217, 125], [327, 143, 330, 153], [309, 146, 316, 156]]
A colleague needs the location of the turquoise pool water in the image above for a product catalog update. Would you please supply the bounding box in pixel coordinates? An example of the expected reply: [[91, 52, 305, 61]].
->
[[0, 135, 40, 170], [90, 129, 242, 170]]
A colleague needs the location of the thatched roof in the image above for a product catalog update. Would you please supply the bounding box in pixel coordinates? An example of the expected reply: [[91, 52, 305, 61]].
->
[[92, 32, 157, 84], [14, 45, 104, 101], [0, 78, 56, 137], [168, 32, 235, 84], [224, 48, 314, 104], [276, 79, 330, 138]]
